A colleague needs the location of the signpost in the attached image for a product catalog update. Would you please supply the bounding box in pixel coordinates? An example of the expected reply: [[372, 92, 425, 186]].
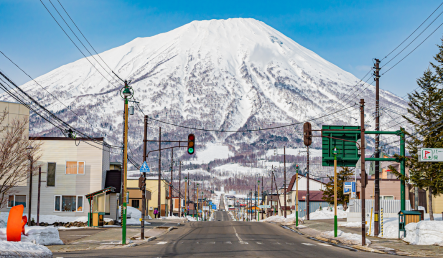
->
[[140, 161, 150, 173], [419, 148, 443, 162]]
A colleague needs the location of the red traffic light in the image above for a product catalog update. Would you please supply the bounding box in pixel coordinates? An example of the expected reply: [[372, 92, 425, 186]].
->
[[188, 134, 195, 141]]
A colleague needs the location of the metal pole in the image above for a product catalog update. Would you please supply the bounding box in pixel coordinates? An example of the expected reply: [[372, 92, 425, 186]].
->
[[122, 83, 129, 245], [256, 183, 258, 221], [374, 58, 381, 236], [158, 127, 161, 218], [197, 183, 199, 221], [334, 149, 338, 237], [261, 177, 264, 220], [170, 149, 173, 216], [400, 128, 405, 210], [37, 167, 41, 225], [141, 115, 147, 239], [179, 161, 181, 217], [307, 146, 310, 220], [27, 156, 33, 226], [360, 99, 367, 246], [284, 146, 287, 218], [188, 173, 190, 216], [184, 177, 187, 217]]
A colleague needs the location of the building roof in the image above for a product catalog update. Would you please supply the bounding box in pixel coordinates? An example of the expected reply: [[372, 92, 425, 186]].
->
[[287, 174, 325, 193], [294, 190, 325, 202]]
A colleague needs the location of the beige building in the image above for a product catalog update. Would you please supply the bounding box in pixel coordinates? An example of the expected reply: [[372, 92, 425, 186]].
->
[[2, 137, 112, 221], [127, 175, 169, 218]]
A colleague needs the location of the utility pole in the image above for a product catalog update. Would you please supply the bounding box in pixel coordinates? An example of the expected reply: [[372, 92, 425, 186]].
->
[[37, 167, 41, 225], [255, 183, 258, 220], [193, 181, 195, 218], [284, 146, 287, 218], [27, 152, 33, 226], [360, 99, 367, 246], [179, 161, 181, 217], [296, 164, 299, 227], [197, 183, 199, 221], [271, 165, 274, 216], [169, 149, 173, 216], [184, 176, 187, 217], [333, 147, 338, 237], [374, 58, 381, 236], [261, 176, 264, 220], [307, 146, 310, 220], [141, 115, 148, 239], [188, 172, 190, 216], [158, 127, 161, 218], [121, 80, 131, 245]]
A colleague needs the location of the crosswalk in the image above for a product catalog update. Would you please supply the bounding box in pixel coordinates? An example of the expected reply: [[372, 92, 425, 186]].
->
[[156, 241, 332, 247]]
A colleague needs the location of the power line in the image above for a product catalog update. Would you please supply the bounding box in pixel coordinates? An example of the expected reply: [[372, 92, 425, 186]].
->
[[381, 2, 443, 62]]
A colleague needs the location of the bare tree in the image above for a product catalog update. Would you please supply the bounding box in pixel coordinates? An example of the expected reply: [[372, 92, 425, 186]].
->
[[0, 110, 41, 209]]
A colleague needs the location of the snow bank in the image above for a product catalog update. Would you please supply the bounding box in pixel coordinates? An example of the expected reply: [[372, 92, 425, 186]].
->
[[404, 221, 443, 245], [310, 207, 347, 220], [261, 215, 298, 225], [187, 216, 197, 221], [0, 241, 52, 257], [320, 230, 371, 245], [338, 222, 361, 228], [0, 226, 63, 245]]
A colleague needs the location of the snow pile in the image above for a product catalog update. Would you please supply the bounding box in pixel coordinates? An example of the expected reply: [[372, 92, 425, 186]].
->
[[164, 215, 181, 220], [261, 215, 298, 225], [187, 216, 197, 222], [0, 226, 63, 245], [404, 221, 443, 245], [367, 217, 398, 238], [320, 230, 371, 245], [0, 241, 52, 257], [338, 222, 361, 228], [310, 207, 347, 220], [118, 206, 150, 225]]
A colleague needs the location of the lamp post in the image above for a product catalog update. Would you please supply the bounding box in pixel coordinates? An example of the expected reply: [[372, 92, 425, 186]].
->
[[26, 146, 33, 226], [333, 146, 338, 238], [120, 80, 133, 245]]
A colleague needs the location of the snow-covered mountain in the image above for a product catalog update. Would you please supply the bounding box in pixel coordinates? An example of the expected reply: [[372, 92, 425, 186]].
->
[[3, 18, 407, 162]]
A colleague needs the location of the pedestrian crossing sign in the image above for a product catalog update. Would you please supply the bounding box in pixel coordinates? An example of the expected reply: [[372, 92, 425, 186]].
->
[[140, 161, 150, 173]]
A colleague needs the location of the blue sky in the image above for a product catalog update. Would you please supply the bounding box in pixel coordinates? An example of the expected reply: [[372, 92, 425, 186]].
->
[[0, 0, 442, 98]]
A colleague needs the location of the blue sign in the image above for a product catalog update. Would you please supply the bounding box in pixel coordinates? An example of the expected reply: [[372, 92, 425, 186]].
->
[[140, 161, 150, 173], [212, 204, 216, 210], [352, 182, 356, 193], [344, 182, 356, 194]]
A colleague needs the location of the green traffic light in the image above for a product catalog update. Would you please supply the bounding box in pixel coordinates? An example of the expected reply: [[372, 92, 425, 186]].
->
[[189, 148, 194, 154]]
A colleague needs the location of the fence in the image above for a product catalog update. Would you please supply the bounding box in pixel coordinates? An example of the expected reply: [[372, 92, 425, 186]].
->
[[295, 201, 330, 218], [349, 199, 411, 213]]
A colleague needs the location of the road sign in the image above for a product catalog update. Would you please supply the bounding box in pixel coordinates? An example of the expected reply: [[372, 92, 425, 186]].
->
[[419, 148, 443, 162], [344, 182, 355, 195], [203, 206, 210, 211], [140, 161, 150, 173], [212, 204, 217, 210], [322, 125, 361, 167], [258, 205, 271, 209]]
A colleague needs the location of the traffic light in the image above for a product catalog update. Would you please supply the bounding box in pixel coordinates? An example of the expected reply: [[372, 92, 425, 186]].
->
[[303, 122, 312, 146], [187, 134, 195, 155]]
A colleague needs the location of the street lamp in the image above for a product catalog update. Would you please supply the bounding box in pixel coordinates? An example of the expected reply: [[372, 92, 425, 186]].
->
[[26, 146, 33, 226]]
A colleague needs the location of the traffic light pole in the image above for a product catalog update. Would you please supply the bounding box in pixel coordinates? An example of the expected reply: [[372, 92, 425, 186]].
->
[[270, 165, 274, 216], [296, 165, 299, 227], [333, 148, 338, 237], [360, 99, 367, 246], [170, 149, 174, 217], [306, 146, 310, 220], [179, 161, 182, 217]]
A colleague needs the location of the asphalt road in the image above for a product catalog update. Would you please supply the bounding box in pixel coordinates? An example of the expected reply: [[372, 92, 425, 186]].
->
[[54, 211, 401, 258]]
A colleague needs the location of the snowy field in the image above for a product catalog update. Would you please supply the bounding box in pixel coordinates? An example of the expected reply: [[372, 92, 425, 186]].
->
[[186, 143, 233, 164], [213, 163, 267, 175], [266, 148, 322, 158]]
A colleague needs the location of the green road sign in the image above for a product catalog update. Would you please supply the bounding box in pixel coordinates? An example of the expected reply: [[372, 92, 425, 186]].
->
[[322, 125, 361, 167]]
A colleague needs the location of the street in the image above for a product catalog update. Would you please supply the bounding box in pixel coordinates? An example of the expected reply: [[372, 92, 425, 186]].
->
[[54, 211, 400, 258]]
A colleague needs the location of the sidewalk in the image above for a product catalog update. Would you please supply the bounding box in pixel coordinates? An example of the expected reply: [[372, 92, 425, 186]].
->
[[290, 219, 443, 257], [47, 223, 176, 253]]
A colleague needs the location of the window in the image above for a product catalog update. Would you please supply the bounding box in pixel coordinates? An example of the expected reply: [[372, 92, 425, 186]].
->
[[47, 163, 56, 186], [54, 195, 84, 212], [77, 196, 83, 212], [8, 195, 26, 208], [66, 161, 85, 175], [132, 200, 140, 208]]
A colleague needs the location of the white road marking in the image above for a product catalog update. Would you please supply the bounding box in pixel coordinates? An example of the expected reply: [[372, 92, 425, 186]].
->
[[157, 241, 168, 245], [240, 241, 249, 244], [225, 241, 232, 244], [256, 242, 262, 245], [318, 243, 332, 247], [275, 242, 282, 245], [302, 243, 315, 246], [285, 242, 294, 245]]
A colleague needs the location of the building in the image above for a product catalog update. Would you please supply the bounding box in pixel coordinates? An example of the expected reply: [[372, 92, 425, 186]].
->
[[0, 101, 29, 139], [2, 137, 113, 221], [127, 174, 169, 218]]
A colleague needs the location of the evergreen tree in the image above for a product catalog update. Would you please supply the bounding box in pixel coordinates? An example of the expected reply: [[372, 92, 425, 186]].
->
[[321, 167, 354, 211], [390, 39, 443, 220]]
